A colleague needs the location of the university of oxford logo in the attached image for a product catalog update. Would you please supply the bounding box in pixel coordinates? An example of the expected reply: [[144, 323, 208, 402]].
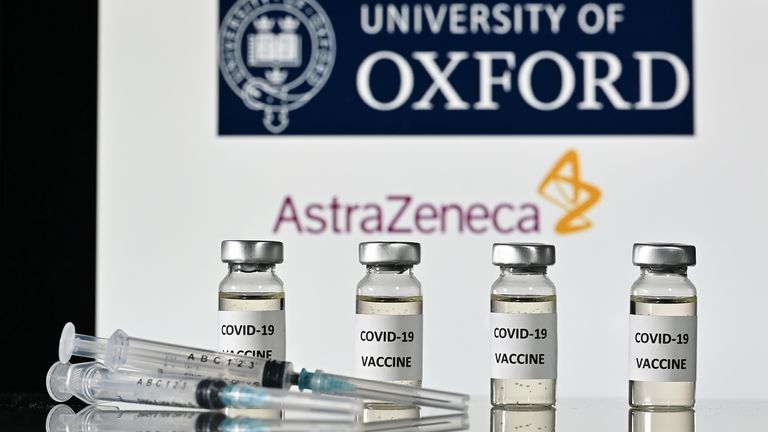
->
[[219, 0, 335, 134]]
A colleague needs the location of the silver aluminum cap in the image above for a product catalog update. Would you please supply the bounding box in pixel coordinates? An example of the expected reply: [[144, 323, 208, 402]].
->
[[492, 243, 555, 266], [359, 242, 421, 266], [221, 240, 284, 264], [633, 243, 696, 267]]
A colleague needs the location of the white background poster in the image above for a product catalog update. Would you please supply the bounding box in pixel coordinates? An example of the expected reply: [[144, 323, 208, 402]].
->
[[98, 1, 768, 400]]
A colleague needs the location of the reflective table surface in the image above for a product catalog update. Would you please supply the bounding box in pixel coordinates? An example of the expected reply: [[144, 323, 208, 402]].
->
[[471, 398, 767, 432], [3, 393, 766, 431]]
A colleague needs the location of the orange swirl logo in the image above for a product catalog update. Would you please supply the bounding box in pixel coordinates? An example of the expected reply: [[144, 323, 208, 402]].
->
[[538, 150, 601, 234]]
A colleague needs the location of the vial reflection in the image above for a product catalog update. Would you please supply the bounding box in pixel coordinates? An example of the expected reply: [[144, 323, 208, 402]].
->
[[491, 405, 555, 432], [629, 408, 695, 432]]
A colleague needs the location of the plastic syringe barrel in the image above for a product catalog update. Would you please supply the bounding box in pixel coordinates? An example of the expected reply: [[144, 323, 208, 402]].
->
[[48, 361, 208, 408], [47, 361, 363, 416], [297, 370, 469, 412], [59, 323, 292, 388]]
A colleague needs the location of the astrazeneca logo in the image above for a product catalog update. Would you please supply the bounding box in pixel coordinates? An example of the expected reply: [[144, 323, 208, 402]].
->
[[538, 150, 601, 234], [219, 0, 335, 134], [272, 150, 602, 236]]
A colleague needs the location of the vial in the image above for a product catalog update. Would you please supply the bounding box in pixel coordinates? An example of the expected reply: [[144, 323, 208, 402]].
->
[[218, 240, 286, 361], [355, 242, 423, 388], [489, 243, 557, 407], [629, 243, 697, 408]]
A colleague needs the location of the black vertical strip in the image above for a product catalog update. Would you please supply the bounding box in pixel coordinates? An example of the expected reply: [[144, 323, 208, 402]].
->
[[0, 1, 97, 392]]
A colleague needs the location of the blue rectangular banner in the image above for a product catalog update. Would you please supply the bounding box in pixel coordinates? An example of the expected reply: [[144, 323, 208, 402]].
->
[[218, 0, 693, 135]]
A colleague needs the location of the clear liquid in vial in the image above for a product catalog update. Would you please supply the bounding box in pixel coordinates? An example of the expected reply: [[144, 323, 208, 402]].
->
[[491, 294, 556, 406], [219, 292, 285, 419], [357, 295, 422, 412], [630, 295, 697, 408], [219, 292, 285, 311]]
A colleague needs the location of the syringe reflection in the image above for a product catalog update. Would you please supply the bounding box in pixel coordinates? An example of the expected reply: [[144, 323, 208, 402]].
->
[[47, 405, 469, 432]]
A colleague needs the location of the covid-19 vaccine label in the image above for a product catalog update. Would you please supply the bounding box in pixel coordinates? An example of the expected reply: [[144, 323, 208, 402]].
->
[[629, 315, 697, 382], [218, 310, 286, 360], [355, 314, 423, 381], [490, 313, 558, 380]]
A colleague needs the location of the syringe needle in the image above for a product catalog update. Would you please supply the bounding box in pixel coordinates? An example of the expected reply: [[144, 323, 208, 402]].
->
[[295, 369, 469, 412]]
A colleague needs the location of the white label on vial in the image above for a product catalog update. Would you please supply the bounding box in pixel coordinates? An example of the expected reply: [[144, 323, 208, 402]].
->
[[355, 314, 423, 381], [489, 313, 558, 380], [218, 310, 286, 360], [628, 315, 697, 382]]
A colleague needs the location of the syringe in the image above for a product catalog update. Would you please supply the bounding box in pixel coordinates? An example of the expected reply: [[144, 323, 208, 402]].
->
[[59, 323, 468, 411], [47, 361, 362, 416]]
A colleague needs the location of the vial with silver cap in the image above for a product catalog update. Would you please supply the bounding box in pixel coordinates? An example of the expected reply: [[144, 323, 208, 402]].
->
[[355, 242, 423, 389], [489, 243, 557, 406], [219, 240, 286, 361], [629, 243, 697, 408]]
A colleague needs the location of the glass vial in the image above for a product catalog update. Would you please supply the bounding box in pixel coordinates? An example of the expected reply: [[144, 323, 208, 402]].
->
[[490, 243, 557, 407], [629, 243, 697, 408], [355, 242, 423, 388], [218, 240, 286, 361]]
